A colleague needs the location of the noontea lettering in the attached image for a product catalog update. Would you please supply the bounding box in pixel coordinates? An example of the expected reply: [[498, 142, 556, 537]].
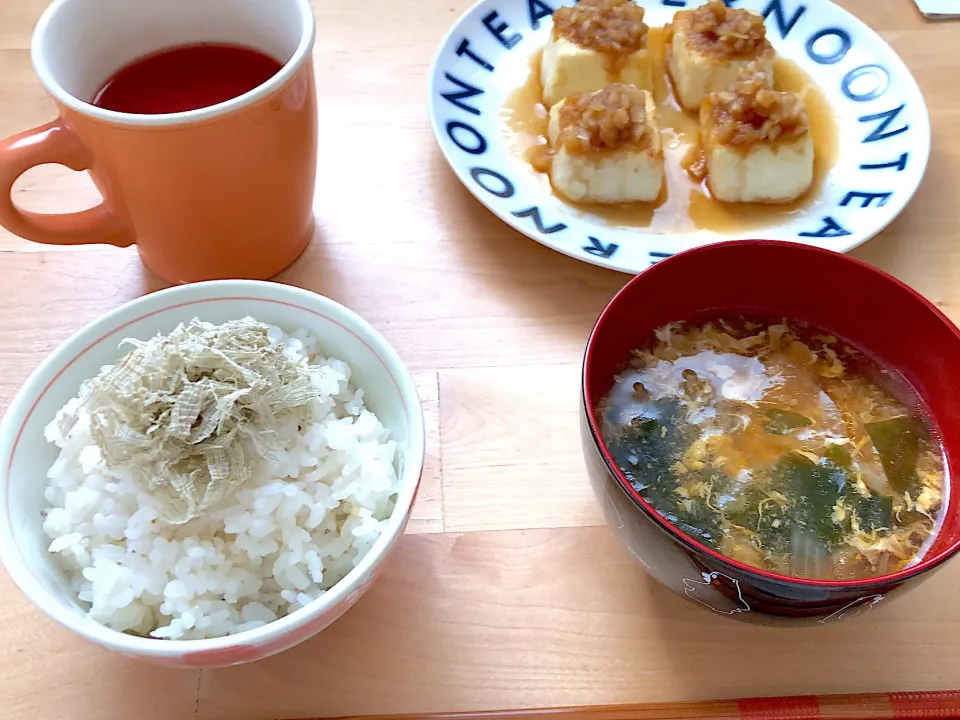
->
[[437, 0, 914, 259]]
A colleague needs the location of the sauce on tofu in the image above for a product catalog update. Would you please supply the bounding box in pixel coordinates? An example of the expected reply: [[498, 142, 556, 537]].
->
[[501, 26, 839, 233], [553, 0, 649, 74], [678, 0, 772, 61], [555, 84, 658, 155]]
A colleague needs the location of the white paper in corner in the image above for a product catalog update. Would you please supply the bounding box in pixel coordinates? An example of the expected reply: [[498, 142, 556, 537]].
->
[[913, 0, 960, 19]]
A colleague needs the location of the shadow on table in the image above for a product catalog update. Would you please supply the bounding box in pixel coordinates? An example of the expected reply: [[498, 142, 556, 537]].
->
[[636, 567, 957, 701], [194, 528, 960, 718], [850, 117, 958, 310], [428, 152, 627, 328], [274, 221, 338, 296]]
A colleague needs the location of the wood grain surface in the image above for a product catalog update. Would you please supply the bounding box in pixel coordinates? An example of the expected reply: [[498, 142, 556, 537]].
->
[[0, 1, 958, 719], [329, 690, 960, 720]]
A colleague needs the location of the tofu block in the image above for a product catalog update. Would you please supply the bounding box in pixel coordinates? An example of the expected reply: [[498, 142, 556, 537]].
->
[[704, 137, 813, 204], [543, 0, 652, 107], [700, 69, 814, 204], [541, 35, 653, 108], [547, 86, 664, 204], [668, 1, 774, 112]]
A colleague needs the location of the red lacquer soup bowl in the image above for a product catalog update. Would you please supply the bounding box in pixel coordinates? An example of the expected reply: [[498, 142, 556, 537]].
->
[[581, 240, 960, 625]]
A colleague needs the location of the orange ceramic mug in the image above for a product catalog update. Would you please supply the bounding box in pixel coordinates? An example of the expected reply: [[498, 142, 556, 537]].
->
[[0, 0, 317, 284]]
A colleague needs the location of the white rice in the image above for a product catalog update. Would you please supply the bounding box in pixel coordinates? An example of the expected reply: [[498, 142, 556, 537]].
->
[[41, 325, 400, 640]]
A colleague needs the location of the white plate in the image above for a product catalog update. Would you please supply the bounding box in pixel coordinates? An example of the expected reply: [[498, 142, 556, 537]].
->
[[428, 0, 931, 274]]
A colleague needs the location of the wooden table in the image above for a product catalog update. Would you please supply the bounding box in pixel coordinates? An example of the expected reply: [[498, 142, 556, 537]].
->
[[1, 1, 959, 718]]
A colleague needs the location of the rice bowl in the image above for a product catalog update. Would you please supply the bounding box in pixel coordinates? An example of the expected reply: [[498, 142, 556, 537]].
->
[[44, 323, 400, 640], [0, 281, 425, 666]]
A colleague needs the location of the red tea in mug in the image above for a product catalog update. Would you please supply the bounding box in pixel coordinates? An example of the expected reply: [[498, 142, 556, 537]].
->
[[93, 43, 283, 114]]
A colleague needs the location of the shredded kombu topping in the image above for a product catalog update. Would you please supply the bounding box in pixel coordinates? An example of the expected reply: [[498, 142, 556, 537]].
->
[[61, 318, 322, 524]]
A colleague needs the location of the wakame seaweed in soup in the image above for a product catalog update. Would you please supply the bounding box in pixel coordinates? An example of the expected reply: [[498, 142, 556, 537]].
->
[[599, 318, 947, 581]]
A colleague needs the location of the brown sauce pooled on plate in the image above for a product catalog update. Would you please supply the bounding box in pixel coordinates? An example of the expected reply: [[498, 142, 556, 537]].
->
[[501, 26, 839, 234]]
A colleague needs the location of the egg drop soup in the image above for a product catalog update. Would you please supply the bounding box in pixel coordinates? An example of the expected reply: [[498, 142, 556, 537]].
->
[[599, 318, 946, 581]]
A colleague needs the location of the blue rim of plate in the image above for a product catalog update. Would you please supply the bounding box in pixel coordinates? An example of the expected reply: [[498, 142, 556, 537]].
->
[[427, 0, 932, 274]]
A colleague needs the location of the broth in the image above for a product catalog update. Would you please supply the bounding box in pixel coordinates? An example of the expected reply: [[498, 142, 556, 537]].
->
[[598, 318, 946, 580], [501, 27, 839, 233]]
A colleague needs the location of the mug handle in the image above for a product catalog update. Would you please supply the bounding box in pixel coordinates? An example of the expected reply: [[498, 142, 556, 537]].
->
[[0, 120, 135, 247]]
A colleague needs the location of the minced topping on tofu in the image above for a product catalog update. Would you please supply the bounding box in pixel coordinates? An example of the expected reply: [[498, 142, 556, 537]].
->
[[684, 0, 771, 59], [556, 84, 655, 153], [553, 0, 649, 55], [702, 64, 809, 147]]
